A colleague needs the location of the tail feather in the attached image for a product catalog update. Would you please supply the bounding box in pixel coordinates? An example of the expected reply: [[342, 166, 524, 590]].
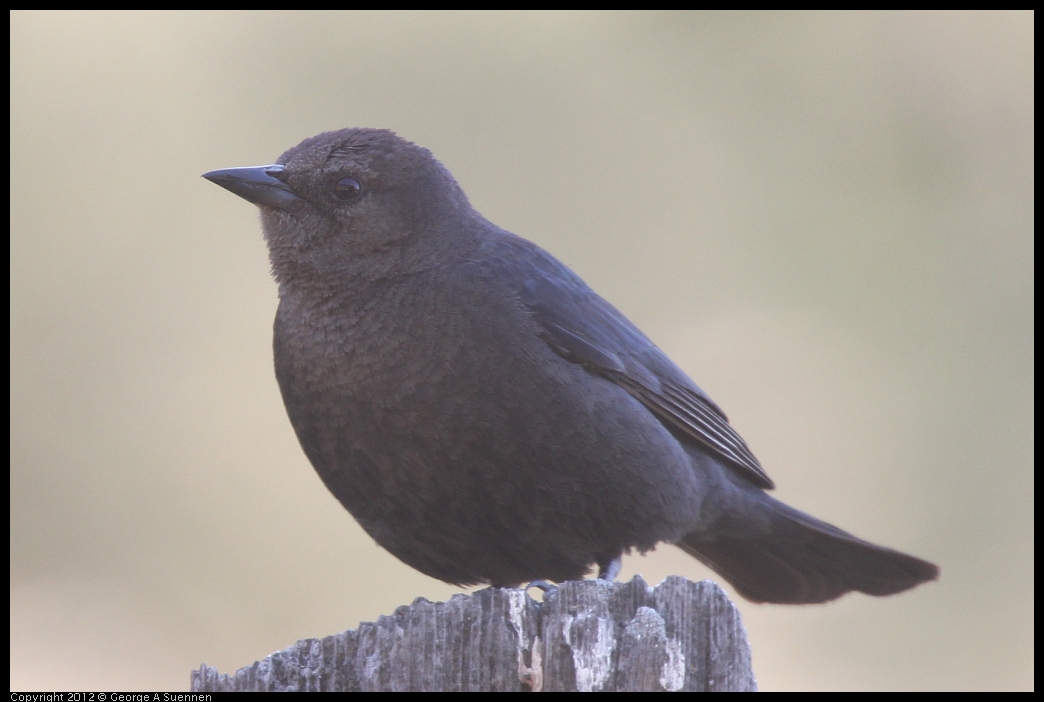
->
[[679, 497, 939, 604]]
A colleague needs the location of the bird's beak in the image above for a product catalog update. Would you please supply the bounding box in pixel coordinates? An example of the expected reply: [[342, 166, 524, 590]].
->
[[202, 164, 302, 211]]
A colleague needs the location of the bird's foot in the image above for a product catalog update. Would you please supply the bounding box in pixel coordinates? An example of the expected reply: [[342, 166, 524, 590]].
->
[[525, 579, 556, 595]]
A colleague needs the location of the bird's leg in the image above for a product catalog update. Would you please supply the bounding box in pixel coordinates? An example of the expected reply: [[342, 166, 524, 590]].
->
[[597, 556, 622, 581]]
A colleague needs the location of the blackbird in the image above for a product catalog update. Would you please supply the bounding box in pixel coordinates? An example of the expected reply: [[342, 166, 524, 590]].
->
[[203, 128, 938, 603]]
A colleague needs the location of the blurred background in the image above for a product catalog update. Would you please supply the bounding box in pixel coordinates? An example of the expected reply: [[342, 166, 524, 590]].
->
[[10, 11, 1032, 691]]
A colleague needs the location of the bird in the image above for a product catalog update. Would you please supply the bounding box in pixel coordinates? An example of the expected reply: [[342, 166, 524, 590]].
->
[[203, 128, 938, 604]]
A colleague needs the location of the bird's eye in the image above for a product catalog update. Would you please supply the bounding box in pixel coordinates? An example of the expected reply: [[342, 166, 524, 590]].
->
[[333, 177, 362, 202]]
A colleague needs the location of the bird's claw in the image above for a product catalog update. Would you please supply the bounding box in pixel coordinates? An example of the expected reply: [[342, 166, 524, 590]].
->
[[525, 579, 556, 595]]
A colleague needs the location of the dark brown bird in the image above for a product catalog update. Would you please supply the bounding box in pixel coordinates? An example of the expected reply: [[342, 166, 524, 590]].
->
[[203, 128, 938, 604]]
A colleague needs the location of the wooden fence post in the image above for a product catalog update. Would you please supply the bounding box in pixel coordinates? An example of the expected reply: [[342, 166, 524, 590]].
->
[[190, 575, 756, 692]]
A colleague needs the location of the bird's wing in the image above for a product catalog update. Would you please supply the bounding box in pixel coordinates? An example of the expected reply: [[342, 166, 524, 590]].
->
[[489, 234, 774, 490]]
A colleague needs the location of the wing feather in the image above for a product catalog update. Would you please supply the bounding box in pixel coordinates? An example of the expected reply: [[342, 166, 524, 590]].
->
[[498, 235, 775, 489]]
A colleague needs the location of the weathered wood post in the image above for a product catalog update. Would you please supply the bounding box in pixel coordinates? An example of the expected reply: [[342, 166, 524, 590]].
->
[[191, 575, 756, 692]]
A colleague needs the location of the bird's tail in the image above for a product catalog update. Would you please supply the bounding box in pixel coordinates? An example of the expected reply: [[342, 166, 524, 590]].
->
[[677, 494, 939, 604]]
